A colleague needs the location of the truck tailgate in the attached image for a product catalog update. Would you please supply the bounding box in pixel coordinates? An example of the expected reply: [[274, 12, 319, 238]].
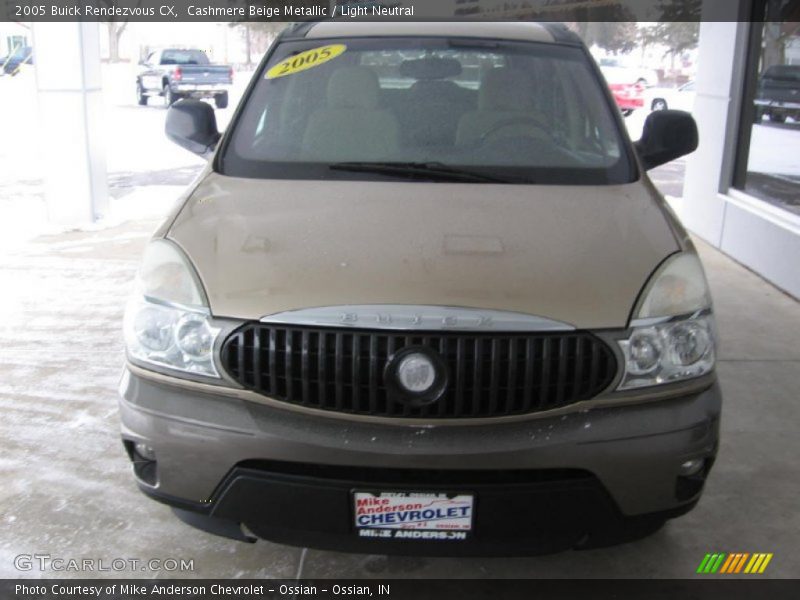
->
[[178, 66, 231, 85]]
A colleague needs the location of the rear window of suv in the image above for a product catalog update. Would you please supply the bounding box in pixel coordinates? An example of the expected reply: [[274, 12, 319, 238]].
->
[[161, 50, 209, 65], [220, 37, 635, 185]]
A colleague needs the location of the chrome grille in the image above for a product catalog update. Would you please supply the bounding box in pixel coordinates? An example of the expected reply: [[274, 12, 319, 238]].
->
[[221, 325, 617, 419]]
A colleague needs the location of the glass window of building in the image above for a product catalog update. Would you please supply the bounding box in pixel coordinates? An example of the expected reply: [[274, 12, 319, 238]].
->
[[735, 1, 800, 217]]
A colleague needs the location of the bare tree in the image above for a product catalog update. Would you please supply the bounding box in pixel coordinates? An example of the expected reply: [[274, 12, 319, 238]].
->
[[576, 22, 639, 54], [232, 22, 288, 67], [640, 22, 699, 69], [99, 0, 141, 62], [762, 0, 800, 69]]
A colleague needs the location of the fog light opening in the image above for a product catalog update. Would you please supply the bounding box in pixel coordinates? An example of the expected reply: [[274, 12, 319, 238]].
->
[[134, 442, 156, 461], [123, 439, 158, 486], [679, 458, 705, 477]]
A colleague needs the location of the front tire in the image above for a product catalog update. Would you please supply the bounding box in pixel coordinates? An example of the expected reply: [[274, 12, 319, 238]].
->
[[164, 85, 178, 107], [768, 112, 786, 123], [651, 98, 668, 111], [136, 81, 147, 106], [214, 91, 229, 109]]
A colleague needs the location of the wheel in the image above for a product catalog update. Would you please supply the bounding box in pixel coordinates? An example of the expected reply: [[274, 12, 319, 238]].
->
[[214, 91, 229, 109], [164, 84, 178, 107], [136, 81, 147, 106], [651, 98, 668, 111], [621, 109, 634, 117], [768, 112, 786, 123], [754, 106, 764, 123]]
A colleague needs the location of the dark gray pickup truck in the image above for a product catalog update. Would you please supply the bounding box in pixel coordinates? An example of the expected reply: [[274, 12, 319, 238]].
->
[[755, 65, 800, 123], [136, 48, 233, 108]]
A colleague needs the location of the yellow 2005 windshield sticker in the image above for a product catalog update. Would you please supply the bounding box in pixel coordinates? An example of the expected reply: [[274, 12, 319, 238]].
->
[[266, 45, 347, 80]]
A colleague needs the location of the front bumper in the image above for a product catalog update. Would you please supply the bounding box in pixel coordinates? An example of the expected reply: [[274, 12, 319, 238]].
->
[[119, 368, 720, 554]]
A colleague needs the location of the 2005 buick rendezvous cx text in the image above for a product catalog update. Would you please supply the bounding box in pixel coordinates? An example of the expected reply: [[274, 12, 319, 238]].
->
[[119, 22, 720, 555]]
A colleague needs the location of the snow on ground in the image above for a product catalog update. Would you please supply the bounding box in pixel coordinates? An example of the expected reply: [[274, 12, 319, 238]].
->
[[0, 64, 253, 250], [0, 217, 304, 578]]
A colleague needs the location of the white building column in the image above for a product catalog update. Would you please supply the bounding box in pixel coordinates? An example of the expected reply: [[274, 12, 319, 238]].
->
[[680, 20, 751, 246], [32, 23, 108, 226]]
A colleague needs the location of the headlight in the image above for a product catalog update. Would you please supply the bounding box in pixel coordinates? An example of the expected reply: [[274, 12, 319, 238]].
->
[[124, 240, 220, 378], [635, 253, 711, 319], [618, 316, 715, 389], [619, 252, 716, 389]]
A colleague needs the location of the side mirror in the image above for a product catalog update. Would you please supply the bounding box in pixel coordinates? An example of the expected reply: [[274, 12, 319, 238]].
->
[[165, 100, 220, 158], [635, 110, 698, 170]]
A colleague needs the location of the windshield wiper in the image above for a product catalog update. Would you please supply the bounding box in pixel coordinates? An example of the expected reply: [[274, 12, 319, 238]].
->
[[328, 161, 510, 183]]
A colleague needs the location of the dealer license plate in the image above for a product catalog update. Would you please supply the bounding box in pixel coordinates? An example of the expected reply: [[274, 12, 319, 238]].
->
[[353, 491, 474, 541]]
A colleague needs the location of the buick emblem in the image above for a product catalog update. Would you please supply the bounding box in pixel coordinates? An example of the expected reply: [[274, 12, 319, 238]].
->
[[385, 347, 448, 406], [397, 353, 436, 393]]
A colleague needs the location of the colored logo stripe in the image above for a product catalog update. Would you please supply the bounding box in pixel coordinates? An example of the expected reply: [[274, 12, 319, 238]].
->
[[697, 553, 726, 573], [697, 553, 773, 574]]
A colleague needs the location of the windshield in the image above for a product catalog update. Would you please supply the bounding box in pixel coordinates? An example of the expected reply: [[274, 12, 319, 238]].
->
[[161, 50, 209, 65], [222, 38, 634, 185]]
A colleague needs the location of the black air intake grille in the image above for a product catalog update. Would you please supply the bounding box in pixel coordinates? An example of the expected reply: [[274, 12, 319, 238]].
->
[[221, 325, 617, 419]]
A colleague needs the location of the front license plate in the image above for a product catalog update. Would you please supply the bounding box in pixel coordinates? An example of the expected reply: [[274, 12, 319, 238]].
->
[[353, 491, 474, 541]]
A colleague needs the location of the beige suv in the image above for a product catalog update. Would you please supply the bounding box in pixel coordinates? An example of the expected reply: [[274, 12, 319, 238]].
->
[[120, 22, 719, 555]]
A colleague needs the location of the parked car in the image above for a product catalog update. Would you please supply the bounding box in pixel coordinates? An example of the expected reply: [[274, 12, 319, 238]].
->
[[136, 48, 233, 108], [754, 65, 800, 123], [0, 46, 33, 76], [121, 22, 716, 557], [600, 65, 646, 116], [648, 81, 696, 112], [598, 57, 659, 87]]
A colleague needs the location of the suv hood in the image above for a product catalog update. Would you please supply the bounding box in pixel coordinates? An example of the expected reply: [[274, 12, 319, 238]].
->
[[167, 173, 679, 329]]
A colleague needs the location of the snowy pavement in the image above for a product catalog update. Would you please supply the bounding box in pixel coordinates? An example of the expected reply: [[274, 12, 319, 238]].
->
[[0, 64, 246, 249]]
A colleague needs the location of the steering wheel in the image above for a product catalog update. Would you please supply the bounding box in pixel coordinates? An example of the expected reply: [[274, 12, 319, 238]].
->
[[478, 116, 556, 145]]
